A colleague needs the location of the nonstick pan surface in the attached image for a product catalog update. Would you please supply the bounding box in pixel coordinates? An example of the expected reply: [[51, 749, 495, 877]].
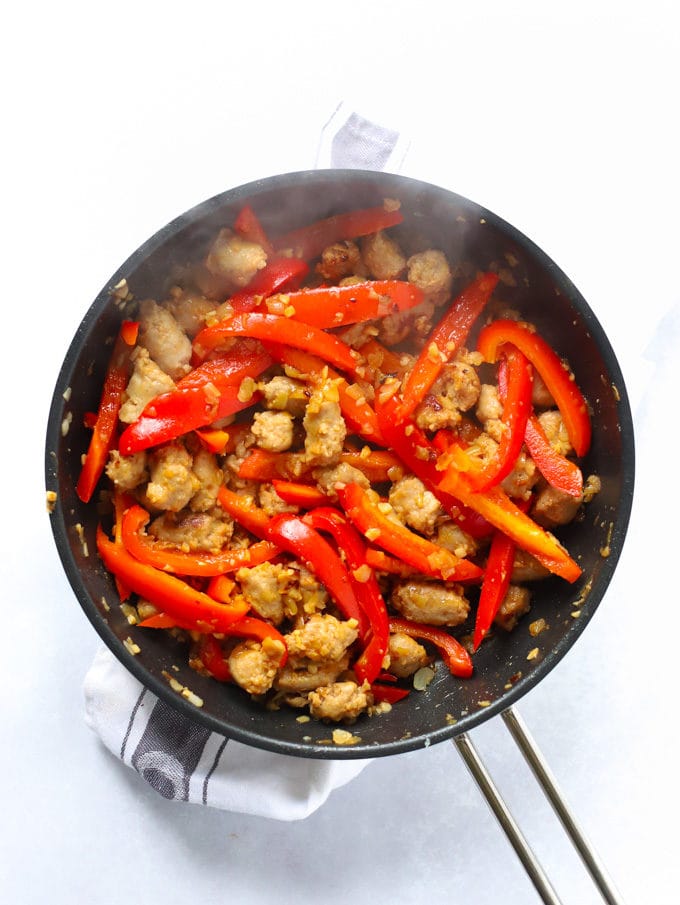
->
[[45, 170, 634, 759]]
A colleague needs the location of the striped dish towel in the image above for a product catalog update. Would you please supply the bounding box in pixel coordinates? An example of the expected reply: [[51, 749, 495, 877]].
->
[[83, 104, 409, 820]]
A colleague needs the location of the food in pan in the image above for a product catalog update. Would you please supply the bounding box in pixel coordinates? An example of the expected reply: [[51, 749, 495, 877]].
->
[[79, 199, 597, 723]]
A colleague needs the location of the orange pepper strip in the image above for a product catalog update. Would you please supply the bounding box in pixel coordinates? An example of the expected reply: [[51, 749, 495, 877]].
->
[[76, 321, 138, 503], [477, 319, 591, 457], [97, 526, 250, 632], [355, 338, 409, 382], [264, 343, 383, 444], [437, 466, 582, 583], [365, 548, 419, 578], [238, 448, 303, 482], [206, 575, 236, 603], [336, 482, 483, 583], [121, 504, 278, 577], [271, 480, 328, 508], [338, 450, 406, 483], [217, 485, 273, 538], [396, 272, 499, 421], [192, 313, 359, 376]]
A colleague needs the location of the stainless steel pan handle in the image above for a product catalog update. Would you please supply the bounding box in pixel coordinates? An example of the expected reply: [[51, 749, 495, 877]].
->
[[454, 706, 624, 905]]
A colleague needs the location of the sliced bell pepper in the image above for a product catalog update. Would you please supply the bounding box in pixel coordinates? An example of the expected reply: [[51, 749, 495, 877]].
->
[[264, 280, 423, 329], [76, 320, 138, 503], [238, 448, 303, 482], [304, 506, 389, 684], [395, 272, 499, 420], [265, 513, 368, 637], [473, 530, 516, 650], [336, 482, 483, 583], [264, 343, 383, 444], [119, 384, 260, 456], [216, 485, 273, 538], [230, 257, 310, 313], [437, 463, 582, 583], [355, 337, 409, 381], [338, 449, 405, 483], [370, 683, 410, 704], [233, 203, 274, 256], [273, 204, 404, 261], [120, 504, 279, 577], [97, 526, 250, 632], [466, 345, 533, 492], [198, 634, 233, 681], [193, 427, 232, 455], [477, 318, 591, 457], [374, 393, 493, 540], [524, 415, 583, 497], [192, 313, 360, 376], [388, 617, 473, 679], [176, 343, 272, 390], [271, 480, 328, 508], [365, 547, 419, 578], [206, 575, 236, 603]]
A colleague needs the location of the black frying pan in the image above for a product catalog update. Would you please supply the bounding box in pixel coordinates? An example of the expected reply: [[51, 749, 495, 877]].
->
[[44, 170, 634, 761]]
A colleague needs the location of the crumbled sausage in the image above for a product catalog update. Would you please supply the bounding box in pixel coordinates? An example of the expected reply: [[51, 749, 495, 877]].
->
[[308, 681, 372, 722], [406, 249, 452, 305], [190, 448, 222, 512], [285, 614, 358, 663], [138, 299, 192, 380], [538, 410, 574, 457], [391, 580, 470, 627], [435, 521, 479, 559], [258, 482, 298, 517], [532, 484, 582, 528], [164, 287, 214, 337], [501, 449, 539, 501], [389, 475, 443, 536], [205, 228, 267, 291], [511, 549, 551, 582], [388, 632, 430, 678], [275, 654, 350, 692], [119, 346, 175, 423], [228, 637, 286, 696], [314, 462, 370, 499], [145, 442, 200, 512], [317, 240, 364, 282], [252, 410, 295, 452], [260, 374, 308, 417], [149, 508, 234, 552], [476, 383, 503, 425], [494, 585, 531, 631], [303, 378, 346, 465], [237, 561, 293, 625], [361, 230, 406, 280], [105, 449, 148, 491], [415, 355, 481, 432]]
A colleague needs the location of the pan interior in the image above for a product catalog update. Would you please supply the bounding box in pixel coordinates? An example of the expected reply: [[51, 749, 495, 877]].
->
[[45, 170, 634, 759]]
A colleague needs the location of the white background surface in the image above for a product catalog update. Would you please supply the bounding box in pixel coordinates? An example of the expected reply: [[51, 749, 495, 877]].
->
[[3, 1, 678, 902]]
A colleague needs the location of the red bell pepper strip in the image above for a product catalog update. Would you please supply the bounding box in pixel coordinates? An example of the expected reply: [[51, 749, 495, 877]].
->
[[304, 506, 389, 684], [265, 513, 368, 637], [120, 504, 279, 577], [264, 280, 424, 329], [370, 683, 410, 704], [230, 257, 310, 313], [524, 415, 583, 497], [389, 617, 473, 679], [233, 204, 274, 256], [271, 480, 328, 508], [437, 464, 581, 583], [119, 384, 260, 455], [374, 393, 493, 540], [176, 344, 272, 390], [264, 343, 383, 444], [198, 634, 233, 681], [192, 313, 360, 376], [355, 337, 409, 381], [97, 526, 250, 632], [466, 345, 533, 492], [76, 321, 138, 503], [477, 318, 591, 457], [473, 530, 516, 650], [273, 204, 404, 261], [336, 482, 483, 583], [396, 272, 499, 420]]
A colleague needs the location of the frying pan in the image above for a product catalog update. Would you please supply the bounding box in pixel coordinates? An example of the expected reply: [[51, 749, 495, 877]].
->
[[45, 170, 634, 903]]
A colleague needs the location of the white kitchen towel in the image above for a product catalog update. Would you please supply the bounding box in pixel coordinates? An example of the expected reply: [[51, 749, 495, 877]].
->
[[83, 103, 408, 820]]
